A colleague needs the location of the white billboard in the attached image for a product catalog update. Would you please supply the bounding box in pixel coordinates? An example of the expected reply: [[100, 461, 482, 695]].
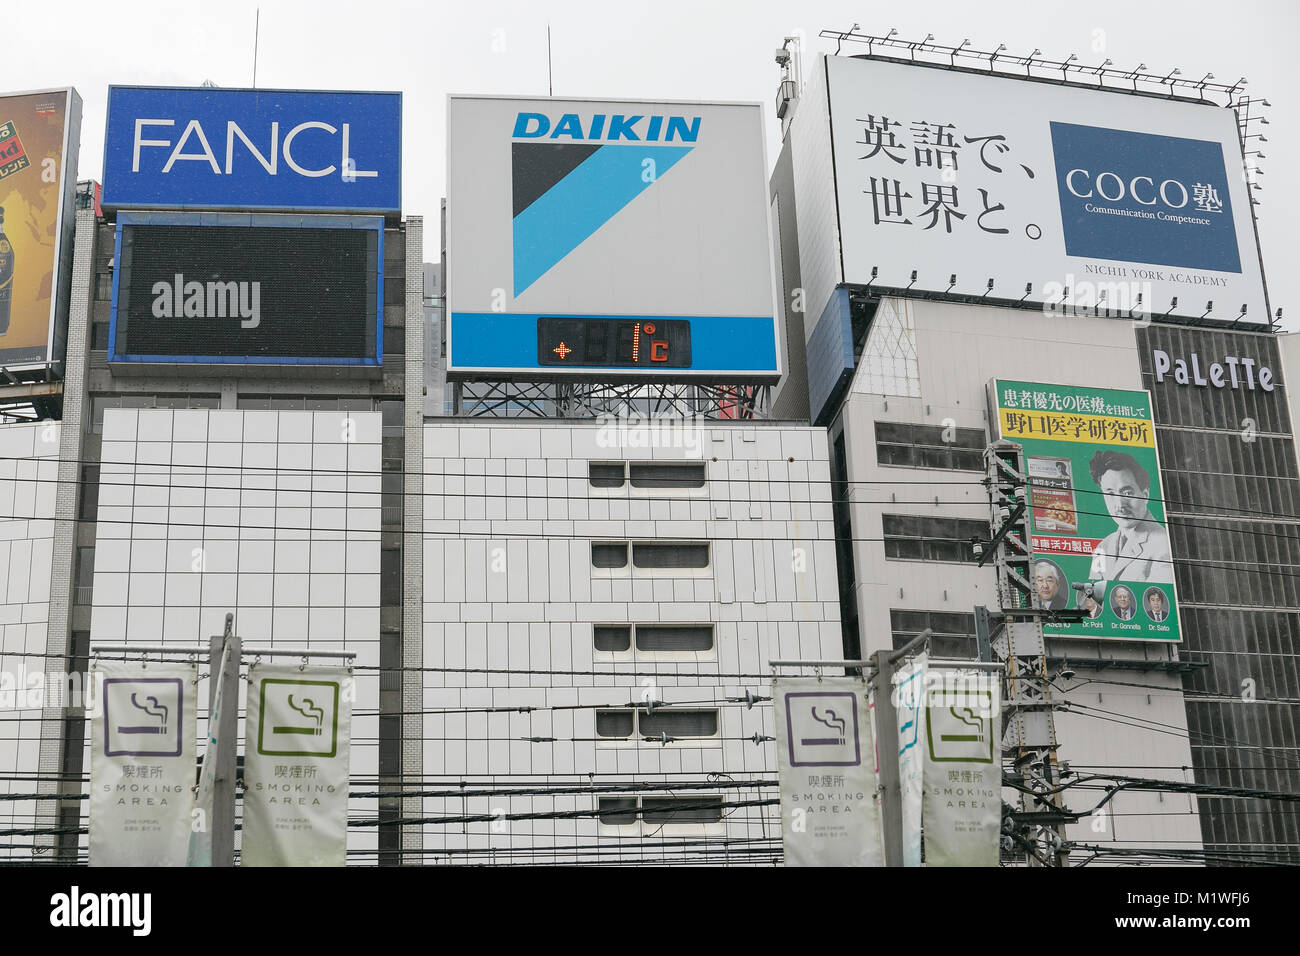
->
[[817, 55, 1266, 325], [446, 95, 780, 380]]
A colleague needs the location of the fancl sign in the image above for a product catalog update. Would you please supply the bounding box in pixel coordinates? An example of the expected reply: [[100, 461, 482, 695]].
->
[[1152, 348, 1275, 392], [102, 87, 401, 213]]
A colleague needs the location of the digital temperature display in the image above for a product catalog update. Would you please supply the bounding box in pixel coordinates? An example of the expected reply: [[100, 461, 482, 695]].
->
[[537, 317, 692, 368]]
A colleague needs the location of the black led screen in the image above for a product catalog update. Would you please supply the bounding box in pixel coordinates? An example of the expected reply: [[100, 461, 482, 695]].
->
[[112, 223, 379, 363]]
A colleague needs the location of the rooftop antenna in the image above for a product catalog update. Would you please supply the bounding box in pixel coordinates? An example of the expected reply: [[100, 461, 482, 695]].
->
[[547, 23, 553, 96], [252, 8, 260, 88]]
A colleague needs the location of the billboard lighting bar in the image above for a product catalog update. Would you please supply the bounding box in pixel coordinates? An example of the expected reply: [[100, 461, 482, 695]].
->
[[1231, 304, 1249, 328], [1020, 283, 1033, 303], [905, 269, 917, 291], [818, 28, 1250, 104], [982, 278, 994, 298], [945, 273, 957, 294]]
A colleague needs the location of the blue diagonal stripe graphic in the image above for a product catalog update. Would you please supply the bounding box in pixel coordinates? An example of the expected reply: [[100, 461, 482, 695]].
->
[[513, 144, 693, 296]]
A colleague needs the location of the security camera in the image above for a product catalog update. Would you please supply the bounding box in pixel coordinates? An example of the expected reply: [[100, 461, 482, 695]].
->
[[775, 48, 791, 66], [1060, 666, 1076, 682]]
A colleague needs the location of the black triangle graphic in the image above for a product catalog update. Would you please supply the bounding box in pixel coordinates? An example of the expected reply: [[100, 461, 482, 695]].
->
[[512, 142, 602, 219]]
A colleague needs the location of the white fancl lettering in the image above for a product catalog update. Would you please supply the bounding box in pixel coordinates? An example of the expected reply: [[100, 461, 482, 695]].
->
[[283, 121, 337, 178], [133, 119, 175, 172], [226, 121, 278, 175], [162, 119, 222, 174], [341, 123, 377, 179]]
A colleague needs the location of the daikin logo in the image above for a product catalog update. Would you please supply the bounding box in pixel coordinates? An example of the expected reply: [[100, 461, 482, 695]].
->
[[151, 274, 261, 329], [512, 112, 701, 142], [510, 110, 699, 294]]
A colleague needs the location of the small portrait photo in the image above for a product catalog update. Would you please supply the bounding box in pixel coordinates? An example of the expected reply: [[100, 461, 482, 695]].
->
[[1110, 585, 1138, 621], [1143, 587, 1170, 623], [1076, 586, 1104, 619], [1031, 559, 1069, 611]]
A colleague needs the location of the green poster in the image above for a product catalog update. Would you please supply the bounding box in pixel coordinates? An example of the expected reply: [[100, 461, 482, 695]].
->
[[991, 379, 1180, 642]]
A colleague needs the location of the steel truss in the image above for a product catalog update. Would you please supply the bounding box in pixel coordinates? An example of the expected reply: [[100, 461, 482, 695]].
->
[[453, 381, 770, 420]]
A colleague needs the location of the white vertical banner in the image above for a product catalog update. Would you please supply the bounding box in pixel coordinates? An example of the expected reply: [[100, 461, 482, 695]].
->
[[773, 676, 883, 866], [892, 652, 927, 867], [242, 664, 352, 866], [186, 642, 231, 867], [922, 667, 1002, 867], [89, 660, 198, 866]]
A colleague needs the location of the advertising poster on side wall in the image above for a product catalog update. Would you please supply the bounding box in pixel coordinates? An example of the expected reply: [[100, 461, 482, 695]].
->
[[991, 379, 1181, 642], [0, 88, 80, 367]]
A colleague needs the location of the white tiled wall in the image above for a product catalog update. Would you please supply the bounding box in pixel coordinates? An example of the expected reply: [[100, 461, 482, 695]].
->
[[87, 409, 383, 861], [0, 422, 60, 856], [421, 421, 840, 864]]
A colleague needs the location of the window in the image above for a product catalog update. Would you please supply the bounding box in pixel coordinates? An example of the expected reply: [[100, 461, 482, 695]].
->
[[593, 625, 631, 652], [594, 708, 719, 741], [95, 273, 113, 301], [89, 322, 109, 351], [588, 463, 626, 488], [588, 461, 708, 491], [380, 549, 401, 606], [636, 625, 712, 652], [593, 624, 715, 658], [628, 462, 706, 489], [74, 547, 95, 606], [890, 610, 979, 660], [631, 542, 709, 569], [79, 465, 100, 520], [882, 514, 986, 564], [597, 796, 724, 829], [875, 421, 986, 471], [591, 543, 628, 569], [592, 542, 711, 573]]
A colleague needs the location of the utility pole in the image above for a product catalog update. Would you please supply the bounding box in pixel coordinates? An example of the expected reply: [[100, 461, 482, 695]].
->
[[983, 440, 1072, 866], [208, 613, 240, 868]]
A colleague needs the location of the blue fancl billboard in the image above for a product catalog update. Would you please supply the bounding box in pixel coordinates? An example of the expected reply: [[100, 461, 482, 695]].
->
[[102, 87, 401, 213], [447, 95, 780, 381]]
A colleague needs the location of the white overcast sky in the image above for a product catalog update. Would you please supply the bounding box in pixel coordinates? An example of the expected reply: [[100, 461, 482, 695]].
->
[[7, 0, 1297, 326]]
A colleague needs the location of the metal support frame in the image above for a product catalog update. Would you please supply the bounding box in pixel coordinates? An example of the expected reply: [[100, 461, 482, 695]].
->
[[985, 440, 1071, 866], [453, 380, 771, 420]]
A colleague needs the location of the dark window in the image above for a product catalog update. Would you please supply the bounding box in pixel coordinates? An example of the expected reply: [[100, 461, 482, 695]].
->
[[641, 797, 723, 824], [890, 609, 978, 659], [89, 322, 109, 351], [74, 547, 95, 605], [597, 797, 639, 825], [95, 273, 113, 301], [595, 710, 635, 738], [639, 709, 718, 738], [594, 625, 631, 652], [588, 463, 626, 488], [875, 421, 987, 471], [631, 542, 709, 569], [636, 625, 713, 652], [628, 462, 707, 489], [79, 465, 100, 520], [380, 549, 401, 606], [591, 543, 629, 569], [882, 514, 986, 564], [598, 796, 723, 827]]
